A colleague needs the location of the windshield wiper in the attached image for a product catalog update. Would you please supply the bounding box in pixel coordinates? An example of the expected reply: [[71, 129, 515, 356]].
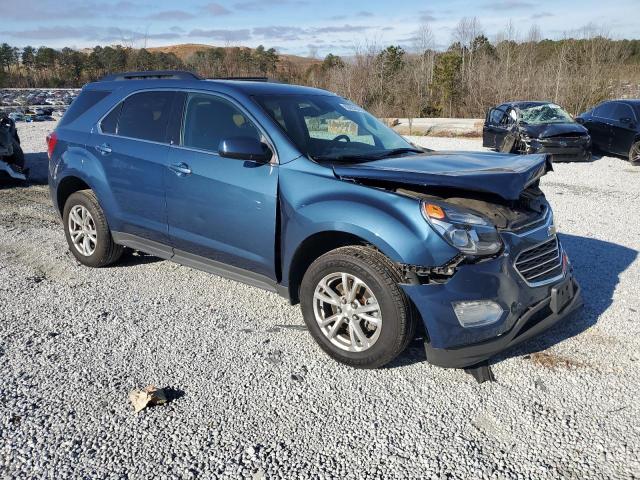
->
[[312, 153, 376, 162], [369, 147, 424, 159]]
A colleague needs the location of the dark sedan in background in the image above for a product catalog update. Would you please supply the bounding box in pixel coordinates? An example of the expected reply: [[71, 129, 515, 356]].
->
[[577, 99, 640, 162], [483, 101, 591, 162]]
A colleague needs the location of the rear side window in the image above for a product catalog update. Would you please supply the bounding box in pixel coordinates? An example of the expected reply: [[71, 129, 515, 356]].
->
[[182, 93, 261, 153], [59, 90, 111, 127], [117, 91, 175, 143], [612, 103, 634, 121]]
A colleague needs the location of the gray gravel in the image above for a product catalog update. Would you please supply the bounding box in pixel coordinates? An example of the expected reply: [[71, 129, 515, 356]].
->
[[1, 122, 639, 479]]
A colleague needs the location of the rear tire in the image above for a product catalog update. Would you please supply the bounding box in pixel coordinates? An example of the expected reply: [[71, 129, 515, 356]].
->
[[629, 141, 640, 164], [300, 246, 415, 368], [63, 190, 123, 267]]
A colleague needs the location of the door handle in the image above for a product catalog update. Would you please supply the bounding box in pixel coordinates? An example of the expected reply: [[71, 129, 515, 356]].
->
[[169, 162, 192, 176], [95, 143, 112, 155]]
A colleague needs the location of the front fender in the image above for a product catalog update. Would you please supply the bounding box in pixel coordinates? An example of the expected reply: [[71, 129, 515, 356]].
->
[[279, 158, 458, 284]]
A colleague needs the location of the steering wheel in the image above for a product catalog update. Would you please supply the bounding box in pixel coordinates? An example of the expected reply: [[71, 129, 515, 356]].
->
[[332, 134, 351, 142]]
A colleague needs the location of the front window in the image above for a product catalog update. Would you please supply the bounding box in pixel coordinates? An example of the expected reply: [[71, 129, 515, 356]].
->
[[182, 93, 261, 153], [254, 94, 418, 162], [518, 103, 574, 125]]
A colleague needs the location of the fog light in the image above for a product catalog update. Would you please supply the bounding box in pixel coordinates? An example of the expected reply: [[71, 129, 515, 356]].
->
[[452, 300, 504, 328]]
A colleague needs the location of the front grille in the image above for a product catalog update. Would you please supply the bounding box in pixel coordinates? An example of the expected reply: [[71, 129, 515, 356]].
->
[[515, 236, 564, 286]]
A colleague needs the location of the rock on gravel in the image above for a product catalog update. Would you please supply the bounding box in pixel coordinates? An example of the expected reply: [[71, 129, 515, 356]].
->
[[0, 122, 639, 479]]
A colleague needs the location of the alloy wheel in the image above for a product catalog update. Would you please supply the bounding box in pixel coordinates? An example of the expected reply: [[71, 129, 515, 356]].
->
[[313, 272, 382, 352], [68, 205, 97, 257]]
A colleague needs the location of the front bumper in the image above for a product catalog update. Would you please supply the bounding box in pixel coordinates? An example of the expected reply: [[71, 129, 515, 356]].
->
[[423, 276, 582, 368], [527, 137, 592, 162], [400, 226, 583, 368]]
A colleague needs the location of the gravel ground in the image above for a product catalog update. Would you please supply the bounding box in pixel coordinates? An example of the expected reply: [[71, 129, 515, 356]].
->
[[1, 122, 639, 479]]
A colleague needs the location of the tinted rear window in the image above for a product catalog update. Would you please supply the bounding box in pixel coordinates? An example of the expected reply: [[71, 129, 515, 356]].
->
[[612, 103, 634, 121], [117, 91, 175, 143], [59, 90, 110, 127]]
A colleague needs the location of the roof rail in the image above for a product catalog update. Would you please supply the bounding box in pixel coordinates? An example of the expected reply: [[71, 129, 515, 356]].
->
[[99, 70, 202, 82], [210, 76, 271, 82]]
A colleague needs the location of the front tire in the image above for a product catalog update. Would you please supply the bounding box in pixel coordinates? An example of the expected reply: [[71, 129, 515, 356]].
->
[[63, 190, 123, 267], [300, 246, 415, 368]]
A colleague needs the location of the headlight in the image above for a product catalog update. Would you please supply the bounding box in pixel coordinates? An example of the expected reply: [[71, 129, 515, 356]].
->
[[421, 201, 503, 255]]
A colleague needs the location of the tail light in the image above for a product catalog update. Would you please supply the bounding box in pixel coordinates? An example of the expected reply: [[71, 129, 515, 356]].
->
[[46, 131, 58, 160]]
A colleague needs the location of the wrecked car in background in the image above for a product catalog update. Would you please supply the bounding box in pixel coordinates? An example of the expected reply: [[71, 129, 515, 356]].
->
[[483, 101, 592, 162], [0, 114, 27, 181], [576, 99, 640, 163]]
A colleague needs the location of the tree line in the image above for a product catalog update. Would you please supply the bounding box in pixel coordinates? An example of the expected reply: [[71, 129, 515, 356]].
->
[[1, 20, 639, 119]]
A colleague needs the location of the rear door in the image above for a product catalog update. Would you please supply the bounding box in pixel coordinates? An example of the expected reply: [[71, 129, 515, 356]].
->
[[609, 102, 637, 156], [164, 91, 279, 281], [89, 90, 175, 245], [589, 102, 615, 152]]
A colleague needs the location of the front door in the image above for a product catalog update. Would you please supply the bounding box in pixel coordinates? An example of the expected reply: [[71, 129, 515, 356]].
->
[[609, 103, 637, 156], [483, 107, 507, 149], [164, 92, 279, 281], [89, 90, 176, 244]]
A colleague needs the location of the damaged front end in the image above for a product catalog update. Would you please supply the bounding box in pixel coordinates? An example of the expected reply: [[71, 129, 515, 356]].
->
[[514, 130, 592, 163], [395, 183, 581, 369], [332, 149, 582, 371]]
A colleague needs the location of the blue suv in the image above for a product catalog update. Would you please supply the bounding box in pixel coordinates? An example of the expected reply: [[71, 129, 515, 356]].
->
[[48, 71, 582, 372]]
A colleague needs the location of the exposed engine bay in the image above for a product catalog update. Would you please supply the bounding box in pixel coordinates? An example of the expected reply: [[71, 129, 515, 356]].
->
[[396, 183, 549, 232]]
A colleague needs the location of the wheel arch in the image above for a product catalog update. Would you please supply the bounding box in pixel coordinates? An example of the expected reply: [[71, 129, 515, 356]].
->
[[286, 230, 397, 305], [56, 175, 92, 215]]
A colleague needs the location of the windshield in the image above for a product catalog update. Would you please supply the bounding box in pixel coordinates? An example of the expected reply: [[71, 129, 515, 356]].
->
[[254, 94, 417, 161], [518, 103, 574, 125]]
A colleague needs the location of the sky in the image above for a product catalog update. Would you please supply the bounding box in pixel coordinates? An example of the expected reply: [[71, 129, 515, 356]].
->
[[2, 0, 639, 57]]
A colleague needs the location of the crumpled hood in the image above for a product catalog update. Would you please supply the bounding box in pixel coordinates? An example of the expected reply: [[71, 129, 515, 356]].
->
[[332, 151, 551, 201], [523, 122, 588, 139]]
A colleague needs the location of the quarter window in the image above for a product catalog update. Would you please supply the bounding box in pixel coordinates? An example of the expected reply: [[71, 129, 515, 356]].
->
[[182, 94, 261, 153], [59, 89, 111, 127], [117, 91, 175, 143]]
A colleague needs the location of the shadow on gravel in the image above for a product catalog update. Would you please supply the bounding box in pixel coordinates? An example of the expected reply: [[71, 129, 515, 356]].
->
[[24, 152, 49, 184], [388, 233, 638, 369], [114, 251, 163, 267]]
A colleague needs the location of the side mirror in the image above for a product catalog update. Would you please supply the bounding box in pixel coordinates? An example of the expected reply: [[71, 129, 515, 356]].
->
[[219, 137, 272, 163], [620, 117, 633, 125]]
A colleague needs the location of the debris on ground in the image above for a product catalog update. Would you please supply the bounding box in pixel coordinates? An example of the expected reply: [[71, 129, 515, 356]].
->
[[128, 385, 169, 413]]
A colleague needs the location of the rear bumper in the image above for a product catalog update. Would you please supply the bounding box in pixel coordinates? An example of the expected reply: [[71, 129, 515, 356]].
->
[[423, 276, 582, 368]]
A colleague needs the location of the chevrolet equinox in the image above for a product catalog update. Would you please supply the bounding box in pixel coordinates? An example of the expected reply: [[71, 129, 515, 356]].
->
[[48, 71, 582, 371]]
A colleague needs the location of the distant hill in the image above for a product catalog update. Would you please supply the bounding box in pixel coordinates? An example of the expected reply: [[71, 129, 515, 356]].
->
[[146, 43, 321, 69]]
